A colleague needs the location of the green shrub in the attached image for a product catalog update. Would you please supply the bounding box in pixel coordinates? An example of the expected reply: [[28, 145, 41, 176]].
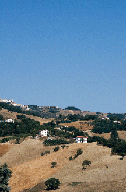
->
[[51, 162, 57, 168], [82, 160, 91, 170], [77, 148, 83, 155], [61, 145, 65, 149], [45, 178, 60, 190], [2, 138, 9, 143], [74, 154, 78, 159], [45, 151, 50, 154], [43, 139, 69, 146], [0, 163, 12, 192], [74, 148, 83, 159], [16, 137, 20, 144], [69, 156, 73, 161], [54, 146, 59, 152], [41, 152, 45, 156]]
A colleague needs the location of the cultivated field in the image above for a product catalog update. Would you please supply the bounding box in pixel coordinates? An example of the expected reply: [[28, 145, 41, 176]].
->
[[0, 139, 126, 192]]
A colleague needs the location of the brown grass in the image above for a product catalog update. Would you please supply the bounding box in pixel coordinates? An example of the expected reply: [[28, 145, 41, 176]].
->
[[0, 139, 125, 192], [90, 130, 126, 141], [59, 120, 93, 130], [0, 143, 14, 157], [118, 131, 126, 141], [0, 108, 54, 125], [0, 109, 126, 192]]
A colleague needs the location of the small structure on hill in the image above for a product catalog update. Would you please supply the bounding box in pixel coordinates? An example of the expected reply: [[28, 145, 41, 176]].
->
[[76, 136, 88, 143], [39, 129, 49, 137], [5, 119, 14, 123]]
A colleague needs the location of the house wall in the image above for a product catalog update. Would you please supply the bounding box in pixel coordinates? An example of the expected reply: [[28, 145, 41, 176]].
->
[[5, 119, 14, 123], [39, 130, 48, 137], [76, 137, 87, 143]]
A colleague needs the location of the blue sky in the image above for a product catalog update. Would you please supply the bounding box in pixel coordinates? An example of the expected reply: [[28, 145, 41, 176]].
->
[[1, 0, 126, 113]]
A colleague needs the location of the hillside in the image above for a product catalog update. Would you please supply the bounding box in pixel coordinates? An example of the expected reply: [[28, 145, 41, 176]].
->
[[0, 108, 54, 125], [0, 139, 126, 192], [59, 120, 93, 131], [0, 107, 126, 192]]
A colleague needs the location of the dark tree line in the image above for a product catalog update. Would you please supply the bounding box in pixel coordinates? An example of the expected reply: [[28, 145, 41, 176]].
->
[[88, 127, 126, 157], [0, 102, 42, 118], [0, 115, 43, 137], [92, 119, 126, 134], [60, 114, 98, 122], [43, 139, 69, 146]]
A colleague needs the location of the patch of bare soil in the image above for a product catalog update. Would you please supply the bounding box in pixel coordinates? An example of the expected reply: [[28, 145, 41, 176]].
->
[[0, 143, 14, 157], [0, 109, 19, 120], [59, 120, 93, 131], [118, 131, 126, 141], [92, 132, 111, 139]]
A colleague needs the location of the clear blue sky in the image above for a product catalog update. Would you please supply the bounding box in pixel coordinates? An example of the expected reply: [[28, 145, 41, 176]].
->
[[1, 0, 126, 113]]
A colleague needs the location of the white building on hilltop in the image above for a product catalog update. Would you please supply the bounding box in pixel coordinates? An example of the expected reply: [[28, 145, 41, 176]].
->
[[39, 130, 49, 137], [0, 99, 13, 103]]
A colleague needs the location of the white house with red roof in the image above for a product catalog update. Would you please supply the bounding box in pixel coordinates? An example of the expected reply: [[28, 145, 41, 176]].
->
[[76, 136, 88, 143]]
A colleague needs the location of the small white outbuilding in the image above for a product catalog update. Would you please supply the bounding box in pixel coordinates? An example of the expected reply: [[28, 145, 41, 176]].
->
[[5, 119, 14, 123], [39, 129, 48, 137], [76, 136, 88, 143]]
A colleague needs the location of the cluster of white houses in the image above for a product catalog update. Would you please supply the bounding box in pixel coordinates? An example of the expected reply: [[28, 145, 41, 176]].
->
[[0, 98, 30, 111], [39, 129, 88, 143]]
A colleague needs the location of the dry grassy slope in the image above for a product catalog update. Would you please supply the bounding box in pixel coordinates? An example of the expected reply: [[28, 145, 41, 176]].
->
[[0, 138, 54, 167], [0, 108, 54, 125], [48, 179, 126, 192], [90, 130, 126, 141], [25, 115, 54, 125], [7, 140, 79, 192], [0, 143, 14, 157], [1, 141, 124, 192], [50, 144, 126, 192], [0, 109, 19, 119], [59, 120, 93, 131], [118, 131, 126, 141], [52, 143, 125, 183]]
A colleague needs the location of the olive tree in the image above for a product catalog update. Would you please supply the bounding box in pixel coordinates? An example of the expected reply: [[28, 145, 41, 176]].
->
[[82, 160, 91, 170], [0, 163, 12, 192], [45, 178, 60, 190]]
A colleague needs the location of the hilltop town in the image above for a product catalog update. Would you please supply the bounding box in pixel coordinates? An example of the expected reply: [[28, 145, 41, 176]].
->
[[0, 98, 126, 119]]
